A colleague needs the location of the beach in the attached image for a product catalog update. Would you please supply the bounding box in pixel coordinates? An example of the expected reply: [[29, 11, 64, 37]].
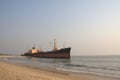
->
[[0, 56, 120, 80], [0, 61, 86, 80]]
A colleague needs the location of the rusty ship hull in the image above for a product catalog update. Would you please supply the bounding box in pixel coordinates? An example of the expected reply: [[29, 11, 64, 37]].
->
[[22, 47, 71, 59]]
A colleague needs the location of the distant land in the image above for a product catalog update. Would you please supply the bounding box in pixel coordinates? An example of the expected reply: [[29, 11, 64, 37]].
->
[[0, 54, 12, 56]]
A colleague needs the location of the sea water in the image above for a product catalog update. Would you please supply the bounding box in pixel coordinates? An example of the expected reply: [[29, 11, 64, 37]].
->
[[0, 55, 120, 78]]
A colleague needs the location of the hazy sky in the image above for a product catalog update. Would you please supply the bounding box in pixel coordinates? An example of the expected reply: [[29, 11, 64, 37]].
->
[[0, 0, 120, 55]]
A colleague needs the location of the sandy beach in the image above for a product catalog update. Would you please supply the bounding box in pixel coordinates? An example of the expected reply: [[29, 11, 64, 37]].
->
[[0, 61, 88, 80], [0, 56, 120, 80]]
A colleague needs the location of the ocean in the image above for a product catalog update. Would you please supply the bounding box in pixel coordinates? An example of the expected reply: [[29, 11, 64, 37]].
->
[[0, 55, 120, 78]]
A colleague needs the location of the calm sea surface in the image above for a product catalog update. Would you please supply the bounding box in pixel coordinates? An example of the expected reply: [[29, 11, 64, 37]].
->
[[0, 55, 120, 78]]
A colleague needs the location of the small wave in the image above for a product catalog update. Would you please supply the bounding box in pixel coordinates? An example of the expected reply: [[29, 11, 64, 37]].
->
[[65, 64, 89, 67], [56, 68, 81, 73], [65, 63, 120, 72]]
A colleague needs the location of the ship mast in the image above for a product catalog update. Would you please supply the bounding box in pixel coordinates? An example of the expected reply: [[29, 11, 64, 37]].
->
[[53, 38, 57, 51]]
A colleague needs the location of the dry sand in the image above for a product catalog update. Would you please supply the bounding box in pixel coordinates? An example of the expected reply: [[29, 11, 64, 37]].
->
[[0, 61, 91, 80]]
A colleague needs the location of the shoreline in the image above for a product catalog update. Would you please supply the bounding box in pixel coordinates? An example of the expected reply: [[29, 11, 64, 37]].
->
[[0, 61, 85, 80], [0, 56, 120, 80]]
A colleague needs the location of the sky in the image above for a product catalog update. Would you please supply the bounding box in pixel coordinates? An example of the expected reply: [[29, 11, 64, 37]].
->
[[0, 0, 120, 55]]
